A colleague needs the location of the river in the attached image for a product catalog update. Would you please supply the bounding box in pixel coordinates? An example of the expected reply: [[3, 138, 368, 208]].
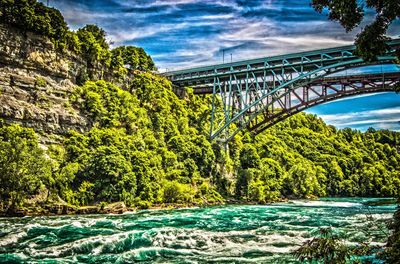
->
[[0, 198, 396, 263]]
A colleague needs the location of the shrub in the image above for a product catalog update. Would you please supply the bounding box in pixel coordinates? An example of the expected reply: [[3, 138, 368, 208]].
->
[[35, 76, 46, 87], [163, 180, 195, 203]]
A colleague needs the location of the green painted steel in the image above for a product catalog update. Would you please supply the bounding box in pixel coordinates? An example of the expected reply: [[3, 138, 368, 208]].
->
[[164, 39, 400, 142]]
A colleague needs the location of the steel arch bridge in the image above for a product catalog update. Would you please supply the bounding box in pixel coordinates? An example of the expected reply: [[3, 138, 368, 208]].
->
[[164, 39, 400, 142]]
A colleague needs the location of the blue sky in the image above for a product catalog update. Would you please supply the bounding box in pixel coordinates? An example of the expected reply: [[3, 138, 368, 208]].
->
[[45, 0, 400, 131]]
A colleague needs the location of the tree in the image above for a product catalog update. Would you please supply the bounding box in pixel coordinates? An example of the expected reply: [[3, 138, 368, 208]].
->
[[77, 24, 111, 67], [284, 160, 321, 197], [311, 0, 400, 61], [110, 47, 127, 77], [83, 146, 137, 205], [239, 144, 260, 170], [0, 124, 52, 211], [384, 199, 400, 263], [293, 228, 351, 264], [46, 7, 68, 44], [111, 46, 156, 72], [0, 0, 69, 47]]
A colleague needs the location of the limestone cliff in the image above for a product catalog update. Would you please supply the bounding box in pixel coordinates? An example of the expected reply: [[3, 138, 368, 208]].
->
[[0, 24, 115, 143]]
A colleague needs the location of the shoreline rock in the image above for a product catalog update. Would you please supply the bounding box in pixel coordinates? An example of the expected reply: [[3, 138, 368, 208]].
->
[[0, 201, 132, 217], [0, 199, 288, 217]]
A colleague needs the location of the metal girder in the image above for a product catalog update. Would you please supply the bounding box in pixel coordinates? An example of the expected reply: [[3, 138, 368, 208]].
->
[[250, 72, 400, 135], [164, 39, 400, 142]]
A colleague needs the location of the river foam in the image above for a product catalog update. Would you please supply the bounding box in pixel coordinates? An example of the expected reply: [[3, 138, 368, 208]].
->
[[0, 198, 396, 263]]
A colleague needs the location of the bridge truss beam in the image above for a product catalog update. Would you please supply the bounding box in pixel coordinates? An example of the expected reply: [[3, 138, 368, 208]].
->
[[209, 59, 399, 142], [249, 72, 400, 135]]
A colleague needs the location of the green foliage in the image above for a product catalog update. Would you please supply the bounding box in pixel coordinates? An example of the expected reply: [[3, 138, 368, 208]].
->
[[1, 73, 400, 211], [311, 0, 364, 32], [293, 228, 351, 264], [111, 46, 156, 72], [0, 0, 156, 80], [57, 73, 222, 207], [110, 47, 128, 77], [76, 24, 111, 68], [34, 76, 46, 87], [3, 0, 398, 214], [65, 31, 81, 54], [240, 144, 260, 169], [61, 128, 140, 206], [384, 200, 400, 263], [354, 17, 390, 62], [162, 180, 195, 203], [311, 0, 400, 61], [240, 114, 400, 199], [71, 80, 149, 130], [284, 160, 322, 197], [0, 123, 52, 210], [0, 0, 68, 48]]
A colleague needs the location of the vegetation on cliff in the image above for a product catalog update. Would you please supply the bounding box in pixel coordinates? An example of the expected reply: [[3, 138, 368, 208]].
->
[[0, 1, 398, 263], [0, 0, 156, 82], [0, 123, 52, 211], [0, 72, 399, 212]]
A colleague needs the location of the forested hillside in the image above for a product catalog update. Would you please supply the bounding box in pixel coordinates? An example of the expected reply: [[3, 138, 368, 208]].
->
[[0, 0, 399, 213], [1, 72, 399, 212]]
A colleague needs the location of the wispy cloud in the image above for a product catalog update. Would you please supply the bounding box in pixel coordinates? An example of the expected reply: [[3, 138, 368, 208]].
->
[[318, 107, 400, 125], [41, 0, 400, 132], [45, 0, 400, 70], [307, 93, 400, 131]]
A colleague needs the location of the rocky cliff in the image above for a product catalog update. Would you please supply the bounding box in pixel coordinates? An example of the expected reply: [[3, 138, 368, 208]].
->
[[0, 24, 108, 143]]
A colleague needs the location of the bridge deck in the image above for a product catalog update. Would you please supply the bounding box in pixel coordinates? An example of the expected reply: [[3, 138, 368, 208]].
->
[[163, 38, 400, 87]]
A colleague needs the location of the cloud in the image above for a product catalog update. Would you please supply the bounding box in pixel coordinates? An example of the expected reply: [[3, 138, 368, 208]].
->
[[306, 91, 400, 131], [41, 0, 400, 132], [44, 0, 400, 70], [312, 106, 400, 131]]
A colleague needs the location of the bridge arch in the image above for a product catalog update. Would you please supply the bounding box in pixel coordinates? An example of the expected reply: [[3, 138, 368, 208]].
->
[[212, 59, 398, 141], [249, 73, 399, 135]]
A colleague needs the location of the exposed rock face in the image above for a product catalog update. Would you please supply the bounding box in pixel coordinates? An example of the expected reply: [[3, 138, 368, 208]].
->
[[0, 23, 91, 143]]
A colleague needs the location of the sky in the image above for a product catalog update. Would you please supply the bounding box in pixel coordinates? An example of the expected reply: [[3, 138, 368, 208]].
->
[[45, 0, 400, 131]]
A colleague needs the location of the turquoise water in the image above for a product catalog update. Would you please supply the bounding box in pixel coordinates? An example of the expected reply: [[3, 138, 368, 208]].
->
[[0, 198, 396, 263]]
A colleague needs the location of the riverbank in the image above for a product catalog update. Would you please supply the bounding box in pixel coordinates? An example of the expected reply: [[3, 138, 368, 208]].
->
[[0, 201, 224, 217], [3, 197, 397, 218], [0, 198, 296, 217], [0, 202, 131, 217]]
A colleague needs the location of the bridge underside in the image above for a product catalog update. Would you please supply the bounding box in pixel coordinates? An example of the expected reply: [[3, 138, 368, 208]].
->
[[164, 39, 400, 142], [243, 72, 399, 135], [208, 71, 400, 141]]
